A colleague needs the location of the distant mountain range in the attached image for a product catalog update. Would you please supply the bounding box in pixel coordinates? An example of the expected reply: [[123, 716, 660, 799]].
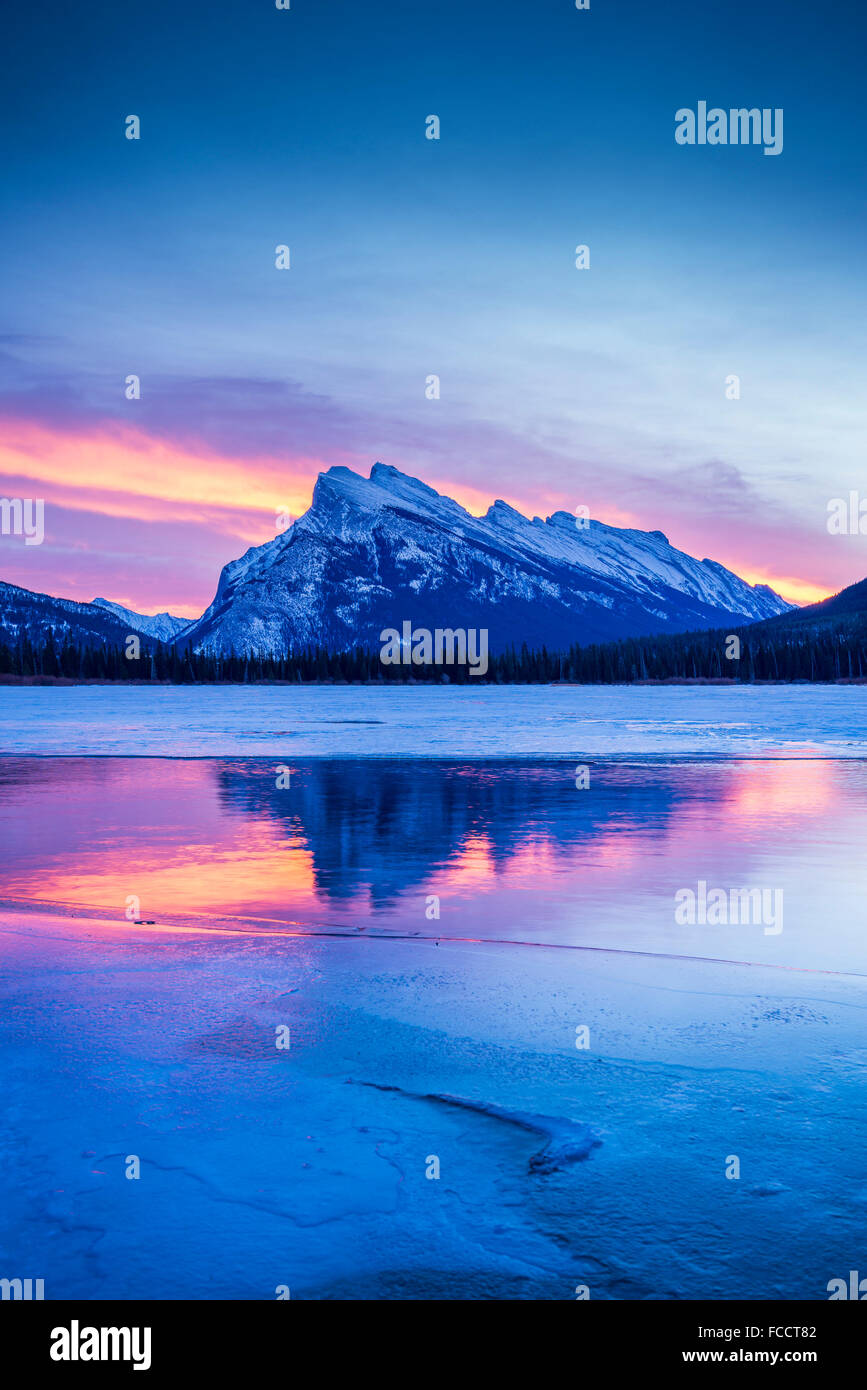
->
[[91, 598, 189, 643], [1, 463, 796, 656], [560, 573, 867, 683], [0, 582, 154, 649], [757, 575, 867, 634], [0, 583, 188, 650]]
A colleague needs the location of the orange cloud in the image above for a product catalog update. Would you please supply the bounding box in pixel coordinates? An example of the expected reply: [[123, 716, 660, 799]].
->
[[736, 572, 831, 606], [0, 416, 835, 615], [0, 417, 318, 521]]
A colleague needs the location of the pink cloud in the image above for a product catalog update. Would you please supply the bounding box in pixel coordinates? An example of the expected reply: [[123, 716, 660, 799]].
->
[[0, 414, 852, 617]]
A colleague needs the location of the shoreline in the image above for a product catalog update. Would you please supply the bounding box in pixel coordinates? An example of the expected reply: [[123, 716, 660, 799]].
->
[[1, 674, 866, 688]]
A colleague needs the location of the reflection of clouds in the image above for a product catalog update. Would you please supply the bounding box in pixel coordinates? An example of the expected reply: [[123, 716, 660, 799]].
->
[[0, 758, 317, 919], [29, 823, 320, 919], [430, 832, 496, 893], [1, 758, 857, 931], [724, 760, 835, 822]]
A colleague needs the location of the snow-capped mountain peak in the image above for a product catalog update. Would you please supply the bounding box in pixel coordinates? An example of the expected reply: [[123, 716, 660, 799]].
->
[[92, 598, 189, 643], [177, 462, 793, 657]]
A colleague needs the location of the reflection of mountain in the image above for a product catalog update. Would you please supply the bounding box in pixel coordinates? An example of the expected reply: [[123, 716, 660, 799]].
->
[[214, 760, 696, 908], [1, 758, 842, 934]]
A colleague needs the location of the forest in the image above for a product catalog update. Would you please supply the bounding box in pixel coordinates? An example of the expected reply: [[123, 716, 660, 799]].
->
[[3, 615, 865, 685]]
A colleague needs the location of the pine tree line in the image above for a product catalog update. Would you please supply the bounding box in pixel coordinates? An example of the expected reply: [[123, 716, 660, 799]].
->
[[2, 619, 866, 683]]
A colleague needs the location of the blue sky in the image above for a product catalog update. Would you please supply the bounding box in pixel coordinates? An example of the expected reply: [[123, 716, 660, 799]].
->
[[1, 0, 865, 611]]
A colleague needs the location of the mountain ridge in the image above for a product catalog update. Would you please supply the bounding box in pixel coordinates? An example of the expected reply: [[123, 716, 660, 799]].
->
[[0, 581, 159, 649], [91, 598, 189, 643], [178, 462, 793, 656], [0, 463, 798, 658]]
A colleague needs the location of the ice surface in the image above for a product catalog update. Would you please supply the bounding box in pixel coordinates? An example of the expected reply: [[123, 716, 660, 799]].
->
[[2, 693, 865, 1300], [1, 910, 865, 1299], [1, 684, 866, 757]]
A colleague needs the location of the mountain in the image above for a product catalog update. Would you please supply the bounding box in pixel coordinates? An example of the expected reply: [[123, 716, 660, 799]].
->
[[755, 576, 867, 632], [560, 573, 867, 683], [178, 463, 793, 656], [0, 581, 156, 648], [92, 598, 189, 643]]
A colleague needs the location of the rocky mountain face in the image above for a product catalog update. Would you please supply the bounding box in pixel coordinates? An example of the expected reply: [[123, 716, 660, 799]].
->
[[0, 582, 155, 649], [177, 463, 792, 656], [91, 598, 189, 643]]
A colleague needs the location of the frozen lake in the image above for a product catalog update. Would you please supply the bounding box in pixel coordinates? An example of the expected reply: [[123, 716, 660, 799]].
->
[[2, 746, 866, 1298], [2, 756, 866, 975], [1, 683, 866, 757]]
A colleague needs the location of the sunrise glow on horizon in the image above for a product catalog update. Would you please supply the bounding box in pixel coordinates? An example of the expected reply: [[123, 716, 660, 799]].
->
[[3, 1, 865, 622], [0, 413, 840, 616]]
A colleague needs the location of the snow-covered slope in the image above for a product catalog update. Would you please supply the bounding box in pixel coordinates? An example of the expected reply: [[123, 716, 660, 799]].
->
[[180, 462, 793, 656], [92, 598, 189, 643], [0, 582, 154, 648]]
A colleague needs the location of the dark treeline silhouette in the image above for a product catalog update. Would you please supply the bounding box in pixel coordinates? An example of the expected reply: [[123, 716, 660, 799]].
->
[[2, 614, 866, 684]]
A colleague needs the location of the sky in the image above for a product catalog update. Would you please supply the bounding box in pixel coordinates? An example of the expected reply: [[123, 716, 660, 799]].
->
[[1, 0, 865, 616]]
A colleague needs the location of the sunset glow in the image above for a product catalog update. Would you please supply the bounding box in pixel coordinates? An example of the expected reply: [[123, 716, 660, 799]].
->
[[0, 414, 846, 619]]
